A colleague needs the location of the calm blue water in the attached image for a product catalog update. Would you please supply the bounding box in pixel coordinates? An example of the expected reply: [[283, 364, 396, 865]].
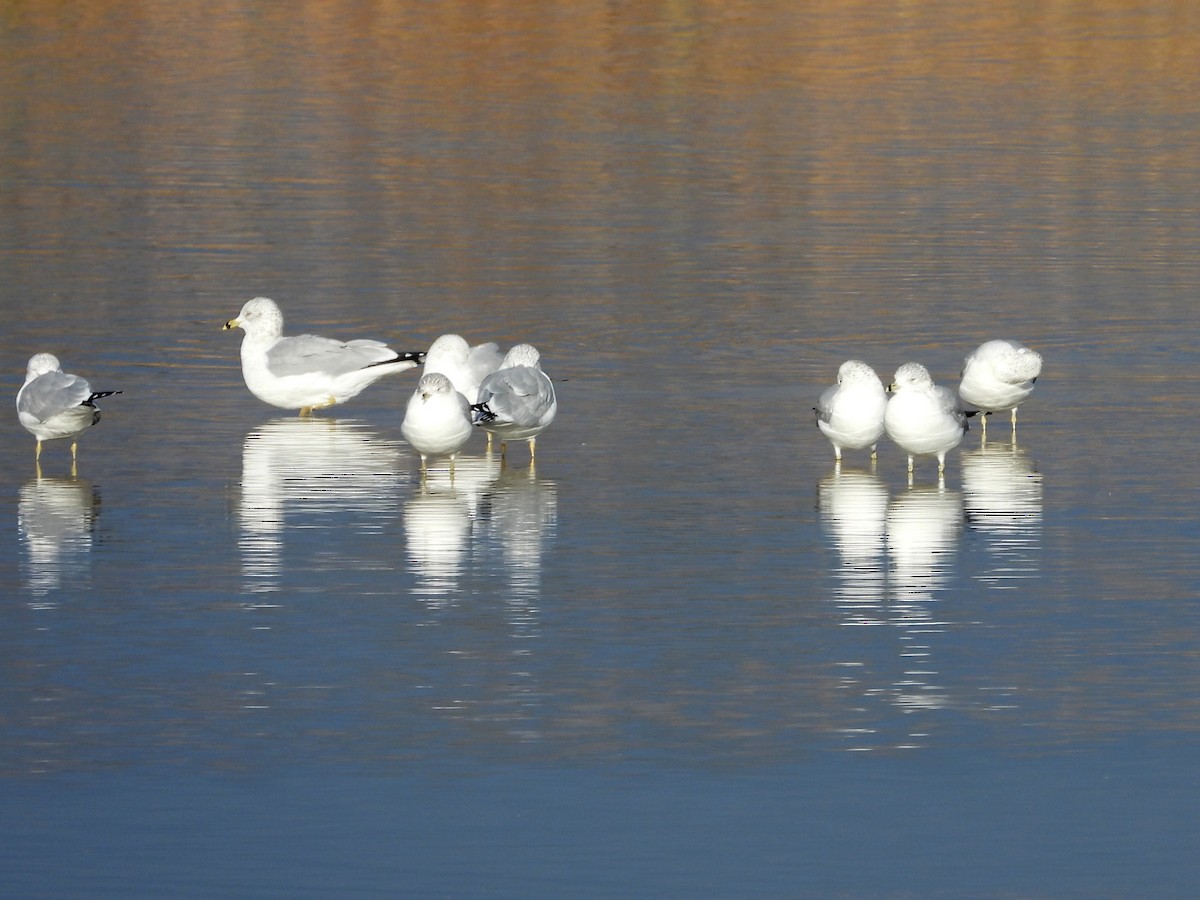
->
[[2, 2, 1199, 895]]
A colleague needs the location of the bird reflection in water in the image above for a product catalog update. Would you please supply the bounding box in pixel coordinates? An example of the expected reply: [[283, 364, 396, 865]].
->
[[961, 440, 1043, 589], [404, 454, 502, 608], [820, 470, 965, 749], [407, 460, 557, 741], [884, 482, 963, 721], [18, 474, 100, 609], [817, 466, 888, 621], [238, 417, 403, 595]]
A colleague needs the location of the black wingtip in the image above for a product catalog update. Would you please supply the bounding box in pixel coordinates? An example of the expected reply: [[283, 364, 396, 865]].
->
[[84, 390, 122, 406], [399, 350, 426, 364], [470, 401, 496, 424]]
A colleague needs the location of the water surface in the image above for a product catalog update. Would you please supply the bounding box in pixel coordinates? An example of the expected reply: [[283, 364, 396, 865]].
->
[[2, 1, 1199, 895]]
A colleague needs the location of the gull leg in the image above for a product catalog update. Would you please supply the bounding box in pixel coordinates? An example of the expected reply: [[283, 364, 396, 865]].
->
[[528, 437, 537, 465], [869, 444, 877, 461], [299, 406, 313, 417], [35, 440, 43, 462], [1011, 407, 1019, 434], [906, 454, 915, 474], [980, 412, 988, 441], [937, 451, 946, 475]]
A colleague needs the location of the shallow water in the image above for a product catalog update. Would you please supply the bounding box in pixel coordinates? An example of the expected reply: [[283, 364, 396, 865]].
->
[[2, 1, 1199, 895]]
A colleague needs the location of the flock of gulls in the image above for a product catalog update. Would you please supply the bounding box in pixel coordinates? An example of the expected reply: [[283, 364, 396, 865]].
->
[[16, 297, 558, 475], [815, 339, 1044, 477], [16, 297, 1040, 483]]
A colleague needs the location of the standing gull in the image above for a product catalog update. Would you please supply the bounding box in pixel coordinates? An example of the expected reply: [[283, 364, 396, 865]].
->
[[401, 372, 475, 476], [958, 339, 1043, 437], [17, 353, 121, 463], [423, 334, 504, 405], [884, 362, 968, 476], [815, 360, 887, 463], [223, 296, 425, 416], [471, 344, 557, 464], [425, 333, 506, 453]]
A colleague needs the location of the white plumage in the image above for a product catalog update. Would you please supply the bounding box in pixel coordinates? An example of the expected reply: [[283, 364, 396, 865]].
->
[[423, 334, 504, 407], [815, 360, 887, 462], [958, 339, 1043, 435], [224, 296, 424, 415], [884, 362, 968, 475], [402, 372, 474, 474]]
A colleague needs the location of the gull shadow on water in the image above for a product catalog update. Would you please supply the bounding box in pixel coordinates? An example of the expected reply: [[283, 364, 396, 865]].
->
[[960, 440, 1044, 590], [18, 474, 100, 609], [237, 417, 405, 596], [819, 466, 965, 750]]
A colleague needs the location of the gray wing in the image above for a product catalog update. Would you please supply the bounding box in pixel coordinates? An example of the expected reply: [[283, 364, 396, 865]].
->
[[266, 334, 401, 378], [815, 383, 838, 424], [477, 366, 555, 426], [17, 372, 93, 422]]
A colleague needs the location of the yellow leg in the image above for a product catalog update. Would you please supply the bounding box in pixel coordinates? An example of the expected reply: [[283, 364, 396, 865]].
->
[[299, 406, 313, 417], [529, 437, 537, 464], [35, 440, 43, 462]]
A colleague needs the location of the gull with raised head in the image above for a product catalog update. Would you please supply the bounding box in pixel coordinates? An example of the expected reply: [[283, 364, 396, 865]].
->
[[402, 372, 474, 475], [815, 359, 887, 463], [224, 296, 424, 416], [884, 362, 968, 476]]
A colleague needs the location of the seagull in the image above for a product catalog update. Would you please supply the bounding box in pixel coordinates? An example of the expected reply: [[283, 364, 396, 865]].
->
[[423, 334, 504, 410], [815, 360, 887, 463], [471, 344, 557, 464], [958, 339, 1043, 437], [884, 362, 968, 476], [16, 353, 121, 463], [223, 296, 425, 416], [401, 372, 475, 476]]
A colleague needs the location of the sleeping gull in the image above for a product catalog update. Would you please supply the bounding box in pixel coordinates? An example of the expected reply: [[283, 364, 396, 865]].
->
[[423, 334, 504, 404], [958, 339, 1043, 437], [471, 343, 557, 464], [815, 360, 887, 463], [401, 372, 474, 476], [884, 362, 968, 476], [223, 296, 425, 416], [17, 353, 121, 463]]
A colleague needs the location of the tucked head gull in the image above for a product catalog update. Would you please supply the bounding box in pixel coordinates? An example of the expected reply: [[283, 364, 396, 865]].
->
[[401, 372, 474, 476], [16, 353, 121, 464], [958, 339, 1043, 437], [471, 343, 557, 464], [423, 333, 504, 408], [884, 362, 968, 477], [815, 359, 887, 463], [223, 296, 425, 416]]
